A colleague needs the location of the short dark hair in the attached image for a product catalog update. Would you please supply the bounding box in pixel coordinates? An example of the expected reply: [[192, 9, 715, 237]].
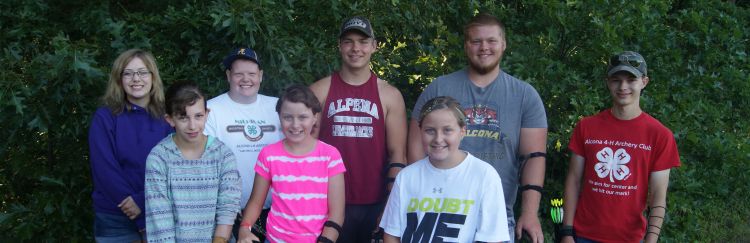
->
[[463, 13, 506, 40], [276, 84, 322, 114], [418, 96, 466, 128], [165, 80, 206, 116]]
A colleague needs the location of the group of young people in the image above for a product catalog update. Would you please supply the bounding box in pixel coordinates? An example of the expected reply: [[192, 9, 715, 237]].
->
[[89, 13, 680, 243]]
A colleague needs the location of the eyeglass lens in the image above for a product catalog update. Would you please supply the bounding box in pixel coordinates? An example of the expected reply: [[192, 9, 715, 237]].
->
[[122, 70, 151, 79]]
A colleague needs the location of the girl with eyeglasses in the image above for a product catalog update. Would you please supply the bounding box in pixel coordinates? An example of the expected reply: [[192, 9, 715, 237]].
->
[[88, 49, 172, 242]]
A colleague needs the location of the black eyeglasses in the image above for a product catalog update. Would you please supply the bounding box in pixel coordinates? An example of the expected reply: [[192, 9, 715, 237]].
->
[[122, 70, 152, 80], [610, 55, 644, 68]]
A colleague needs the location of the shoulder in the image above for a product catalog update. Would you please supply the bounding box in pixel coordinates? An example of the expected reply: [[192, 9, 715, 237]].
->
[[259, 140, 284, 154], [91, 107, 115, 122], [466, 154, 494, 172], [208, 136, 229, 150], [207, 93, 228, 104], [577, 110, 608, 126], [377, 78, 405, 105], [431, 69, 468, 86], [641, 112, 675, 135], [465, 154, 503, 183], [151, 136, 175, 154], [400, 158, 427, 175], [206, 93, 231, 111], [377, 78, 402, 95], [499, 71, 539, 92], [317, 140, 341, 155], [310, 76, 332, 99], [257, 94, 279, 106]]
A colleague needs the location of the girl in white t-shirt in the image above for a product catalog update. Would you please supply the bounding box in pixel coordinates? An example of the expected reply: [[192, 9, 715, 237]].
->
[[380, 96, 509, 242]]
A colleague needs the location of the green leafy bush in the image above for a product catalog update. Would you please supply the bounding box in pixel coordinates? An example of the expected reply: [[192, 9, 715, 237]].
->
[[1, 0, 748, 241]]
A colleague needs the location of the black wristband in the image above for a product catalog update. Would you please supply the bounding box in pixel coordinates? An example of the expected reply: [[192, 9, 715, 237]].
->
[[317, 235, 334, 243], [559, 225, 575, 237], [384, 162, 406, 174], [324, 220, 343, 235], [517, 152, 546, 161], [520, 184, 544, 195]]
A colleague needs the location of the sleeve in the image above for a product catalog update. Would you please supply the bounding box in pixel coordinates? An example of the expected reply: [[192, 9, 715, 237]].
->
[[216, 144, 241, 225], [88, 109, 137, 210], [145, 145, 176, 242], [520, 84, 548, 128], [650, 127, 681, 171], [474, 167, 510, 242], [135, 121, 173, 229], [410, 80, 440, 120], [568, 119, 585, 156], [379, 171, 404, 237], [203, 101, 218, 137], [326, 145, 346, 177], [254, 147, 271, 180]]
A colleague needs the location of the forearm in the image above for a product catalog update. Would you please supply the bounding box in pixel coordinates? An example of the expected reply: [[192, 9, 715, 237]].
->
[[561, 170, 581, 226], [520, 157, 545, 216], [383, 233, 401, 243], [217, 160, 241, 226], [644, 200, 667, 243], [645, 169, 671, 243], [323, 173, 345, 241], [518, 127, 547, 216], [239, 198, 263, 226]]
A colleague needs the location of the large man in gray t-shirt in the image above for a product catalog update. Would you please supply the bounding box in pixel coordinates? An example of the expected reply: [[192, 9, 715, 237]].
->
[[407, 13, 548, 243]]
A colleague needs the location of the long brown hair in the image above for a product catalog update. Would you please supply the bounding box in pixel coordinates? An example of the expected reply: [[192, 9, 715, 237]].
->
[[102, 49, 165, 118]]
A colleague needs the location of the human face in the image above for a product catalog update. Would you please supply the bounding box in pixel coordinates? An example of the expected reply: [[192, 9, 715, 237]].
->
[[279, 101, 317, 146], [166, 99, 209, 144], [121, 57, 152, 107], [339, 31, 377, 70], [606, 72, 649, 108], [226, 59, 263, 104], [464, 25, 506, 75], [421, 109, 466, 168]]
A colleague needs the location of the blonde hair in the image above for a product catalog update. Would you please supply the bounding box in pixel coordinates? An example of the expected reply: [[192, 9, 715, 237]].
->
[[463, 13, 506, 41], [101, 49, 165, 118], [418, 96, 467, 128]]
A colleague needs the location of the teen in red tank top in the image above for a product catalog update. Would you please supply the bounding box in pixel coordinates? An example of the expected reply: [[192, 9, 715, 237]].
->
[[319, 71, 387, 204]]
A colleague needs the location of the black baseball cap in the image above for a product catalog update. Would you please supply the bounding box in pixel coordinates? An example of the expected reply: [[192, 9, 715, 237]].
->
[[339, 16, 375, 38], [222, 47, 260, 70]]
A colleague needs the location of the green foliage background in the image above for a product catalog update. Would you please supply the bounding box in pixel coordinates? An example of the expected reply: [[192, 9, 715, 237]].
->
[[1, 0, 748, 241]]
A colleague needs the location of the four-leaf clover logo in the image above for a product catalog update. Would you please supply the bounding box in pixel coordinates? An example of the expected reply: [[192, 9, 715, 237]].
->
[[595, 147, 631, 182]]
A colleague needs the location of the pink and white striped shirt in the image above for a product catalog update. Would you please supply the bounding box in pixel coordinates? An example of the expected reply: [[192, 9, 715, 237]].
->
[[255, 140, 346, 243]]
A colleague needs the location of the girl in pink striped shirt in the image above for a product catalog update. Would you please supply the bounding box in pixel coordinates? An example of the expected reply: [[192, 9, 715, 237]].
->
[[238, 85, 346, 243]]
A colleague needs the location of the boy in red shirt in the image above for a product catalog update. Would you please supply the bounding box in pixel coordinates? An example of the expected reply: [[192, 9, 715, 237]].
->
[[562, 51, 681, 243]]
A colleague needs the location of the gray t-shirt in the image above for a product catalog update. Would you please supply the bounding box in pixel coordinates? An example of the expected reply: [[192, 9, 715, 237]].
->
[[412, 68, 547, 218]]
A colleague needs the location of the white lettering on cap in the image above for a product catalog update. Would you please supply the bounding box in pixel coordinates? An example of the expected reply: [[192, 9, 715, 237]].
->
[[344, 18, 367, 29]]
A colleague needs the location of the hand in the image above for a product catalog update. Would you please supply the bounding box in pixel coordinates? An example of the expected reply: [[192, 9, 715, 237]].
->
[[515, 212, 544, 243], [238, 227, 260, 243], [118, 196, 141, 220], [561, 235, 575, 243], [371, 227, 384, 243]]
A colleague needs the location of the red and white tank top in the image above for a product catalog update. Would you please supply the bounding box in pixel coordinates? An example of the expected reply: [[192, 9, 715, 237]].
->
[[319, 71, 387, 204]]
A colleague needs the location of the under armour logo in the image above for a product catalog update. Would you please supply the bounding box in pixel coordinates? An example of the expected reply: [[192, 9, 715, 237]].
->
[[433, 187, 442, 193]]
